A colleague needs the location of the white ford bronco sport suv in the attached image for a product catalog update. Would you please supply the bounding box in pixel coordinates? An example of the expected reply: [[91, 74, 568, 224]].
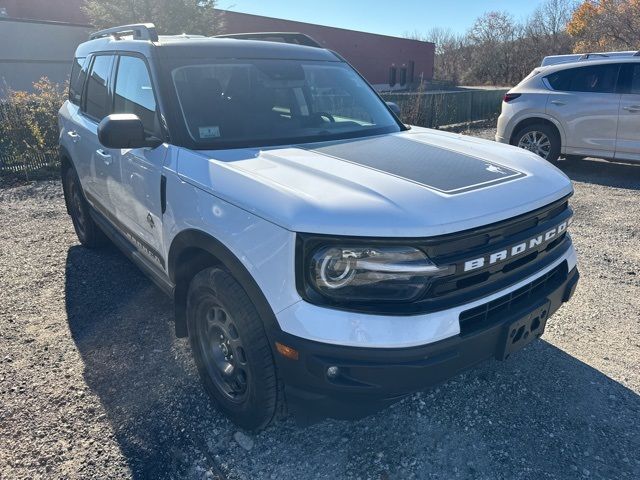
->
[[59, 24, 579, 430]]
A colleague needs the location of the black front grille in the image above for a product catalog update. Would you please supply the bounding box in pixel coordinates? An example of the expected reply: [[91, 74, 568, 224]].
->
[[296, 195, 573, 316], [459, 261, 568, 335], [420, 196, 573, 307]]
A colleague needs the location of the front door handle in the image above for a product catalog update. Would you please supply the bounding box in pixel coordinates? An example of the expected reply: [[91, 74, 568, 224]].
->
[[96, 149, 112, 165], [67, 131, 81, 143], [551, 100, 566, 106], [622, 105, 640, 112]]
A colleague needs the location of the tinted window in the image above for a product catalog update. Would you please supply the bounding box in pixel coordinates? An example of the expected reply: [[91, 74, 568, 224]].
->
[[84, 55, 113, 120], [631, 64, 640, 94], [69, 57, 87, 105], [114, 56, 157, 133], [546, 64, 620, 93], [171, 59, 400, 148]]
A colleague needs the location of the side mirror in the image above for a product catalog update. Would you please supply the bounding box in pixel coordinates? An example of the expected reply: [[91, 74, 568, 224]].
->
[[386, 101, 401, 116], [98, 114, 162, 149]]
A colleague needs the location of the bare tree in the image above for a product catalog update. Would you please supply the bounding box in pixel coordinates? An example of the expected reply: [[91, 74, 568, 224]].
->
[[465, 11, 522, 85], [405, 0, 578, 86], [407, 28, 468, 84]]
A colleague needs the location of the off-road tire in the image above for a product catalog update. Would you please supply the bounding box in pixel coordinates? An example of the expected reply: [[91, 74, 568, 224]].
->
[[187, 267, 280, 430], [62, 167, 108, 248]]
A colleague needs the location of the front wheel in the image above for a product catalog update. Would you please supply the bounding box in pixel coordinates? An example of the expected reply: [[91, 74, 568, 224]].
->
[[187, 267, 281, 430], [512, 124, 560, 163]]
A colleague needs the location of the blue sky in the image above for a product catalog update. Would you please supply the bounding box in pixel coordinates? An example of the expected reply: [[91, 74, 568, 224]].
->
[[218, 0, 544, 37]]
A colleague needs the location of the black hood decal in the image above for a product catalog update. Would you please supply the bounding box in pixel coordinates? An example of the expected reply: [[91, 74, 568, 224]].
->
[[304, 135, 526, 194]]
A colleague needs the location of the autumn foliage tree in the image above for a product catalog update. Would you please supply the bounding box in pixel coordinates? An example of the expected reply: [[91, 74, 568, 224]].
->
[[567, 0, 640, 51]]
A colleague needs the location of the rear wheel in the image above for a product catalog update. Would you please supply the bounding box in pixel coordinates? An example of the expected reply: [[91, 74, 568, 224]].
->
[[62, 167, 108, 248], [187, 267, 280, 430], [513, 124, 560, 163]]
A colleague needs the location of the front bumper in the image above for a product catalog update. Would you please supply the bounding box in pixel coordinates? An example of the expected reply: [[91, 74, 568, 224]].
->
[[274, 265, 579, 422]]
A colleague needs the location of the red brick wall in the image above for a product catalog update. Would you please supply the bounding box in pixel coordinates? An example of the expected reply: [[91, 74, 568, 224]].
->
[[0, 0, 89, 25], [220, 11, 435, 86]]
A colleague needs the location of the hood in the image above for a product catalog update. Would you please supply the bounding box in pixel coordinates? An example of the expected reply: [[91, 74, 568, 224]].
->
[[176, 127, 573, 237]]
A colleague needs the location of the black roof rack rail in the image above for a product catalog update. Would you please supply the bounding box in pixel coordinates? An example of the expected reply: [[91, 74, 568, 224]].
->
[[90, 23, 159, 42], [214, 32, 322, 48]]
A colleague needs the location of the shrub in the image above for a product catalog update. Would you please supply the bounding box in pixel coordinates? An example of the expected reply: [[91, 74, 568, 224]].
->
[[0, 77, 66, 180]]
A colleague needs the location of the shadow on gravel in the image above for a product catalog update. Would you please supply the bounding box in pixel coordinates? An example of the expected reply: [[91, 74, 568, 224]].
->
[[557, 157, 640, 190], [65, 245, 640, 479]]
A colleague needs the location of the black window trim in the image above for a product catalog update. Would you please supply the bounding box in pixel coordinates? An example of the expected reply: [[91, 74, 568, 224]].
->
[[80, 52, 117, 124], [112, 51, 163, 138]]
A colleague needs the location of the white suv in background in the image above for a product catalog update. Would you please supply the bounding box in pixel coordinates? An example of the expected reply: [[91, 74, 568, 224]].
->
[[496, 53, 640, 163]]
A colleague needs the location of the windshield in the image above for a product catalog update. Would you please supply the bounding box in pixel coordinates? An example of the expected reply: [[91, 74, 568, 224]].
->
[[170, 59, 402, 148]]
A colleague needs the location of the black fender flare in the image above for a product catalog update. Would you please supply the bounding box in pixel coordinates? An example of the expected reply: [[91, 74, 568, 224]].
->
[[168, 229, 281, 340]]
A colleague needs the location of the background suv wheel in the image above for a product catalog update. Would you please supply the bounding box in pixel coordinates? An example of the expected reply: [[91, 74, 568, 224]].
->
[[512, 123, 561, 163]]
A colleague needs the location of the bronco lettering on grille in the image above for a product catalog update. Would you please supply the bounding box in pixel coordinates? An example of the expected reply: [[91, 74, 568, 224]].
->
[[463, 221, 568, 272]]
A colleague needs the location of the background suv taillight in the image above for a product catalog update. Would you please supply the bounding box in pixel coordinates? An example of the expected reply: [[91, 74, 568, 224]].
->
[[503, 93, 522, 103]]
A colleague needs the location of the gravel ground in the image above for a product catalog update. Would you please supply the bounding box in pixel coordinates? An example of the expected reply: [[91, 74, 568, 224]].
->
[[1, 135, 639, 479]]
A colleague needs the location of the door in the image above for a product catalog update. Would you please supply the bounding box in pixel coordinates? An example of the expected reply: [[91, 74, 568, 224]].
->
[[616, 63, 640, 163], [110, 54, 167, 270], [76, 54, 117, 211], [545, 63, 622, 156], [61, 57, 89, 182]]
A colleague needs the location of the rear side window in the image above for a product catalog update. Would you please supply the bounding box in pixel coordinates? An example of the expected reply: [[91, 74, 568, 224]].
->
[[113, 55, 158, 134], [545, 64, 620, 93], [83, 55, 114, 121], [69, 57, 87, 105]]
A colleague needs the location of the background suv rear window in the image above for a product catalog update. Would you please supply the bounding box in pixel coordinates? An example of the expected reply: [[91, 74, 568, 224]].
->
[[545, 64, 620, 93]]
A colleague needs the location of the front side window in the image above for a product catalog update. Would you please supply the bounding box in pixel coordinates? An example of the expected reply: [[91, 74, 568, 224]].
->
[[84, 55, 113, 121], [170, 59, 401, 148], [545, 64, 620, 93], [114, 55, 158, 134], [69, 57, 87, 105]]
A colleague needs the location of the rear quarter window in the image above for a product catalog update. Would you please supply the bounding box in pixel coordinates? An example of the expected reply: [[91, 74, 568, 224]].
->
[[545, 64, 620, 93], [69, 57, 87, 105], [83, 55, 114, 121]]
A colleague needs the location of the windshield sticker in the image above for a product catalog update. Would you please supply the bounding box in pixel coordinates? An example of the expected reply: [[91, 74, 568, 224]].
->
[[199, 126, 221, 139]]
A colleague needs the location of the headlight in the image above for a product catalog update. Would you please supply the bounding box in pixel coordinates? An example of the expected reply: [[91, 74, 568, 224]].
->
[[307, 245, 454, 303]]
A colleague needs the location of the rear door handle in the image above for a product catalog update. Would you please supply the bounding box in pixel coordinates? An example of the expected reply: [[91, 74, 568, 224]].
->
[[67, 131, 81, 143], [622, 105, 640, 112], [96, 149, 112, 165], [551, 100, 566, 106]]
